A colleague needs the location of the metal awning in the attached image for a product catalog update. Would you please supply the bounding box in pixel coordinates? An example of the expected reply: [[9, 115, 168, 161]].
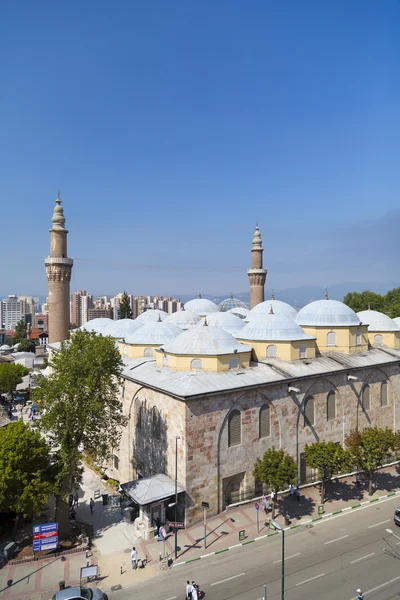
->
[[120, 474, 184, 506]]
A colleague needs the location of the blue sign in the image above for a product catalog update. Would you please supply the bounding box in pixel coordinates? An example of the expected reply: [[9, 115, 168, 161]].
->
[[33, 522, 58, 552], [33, 522, 58, 534]]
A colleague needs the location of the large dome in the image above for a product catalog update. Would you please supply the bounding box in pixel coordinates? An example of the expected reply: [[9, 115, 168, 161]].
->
[[238, 313, 314, 341], [80, 318, 114, 334], [247, 299, 297, 321], [102, 319, 143, 338], [164, 309, 201, 330], [394, 317, 400, 327], [136, 309, 168, 323], [357, 310, 400, 332], [124, 320, 182, 345], [219, 295, 249, 312], [184, 296, 219, 316], [227, 307, 250, 320], [162, 324, 250, 356], [197, 313, 245, 336], [295, 299, 361, 327]]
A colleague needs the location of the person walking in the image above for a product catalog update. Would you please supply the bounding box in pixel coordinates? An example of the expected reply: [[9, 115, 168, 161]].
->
[[261, 494, 267, 514], [296, 486, 300, 503], [131, 546, 138, 570], [356, 589, 364, 600], [186, 580, 193, 599], [356, 473, 361, 489], [289, 483, 295, 499], [191, 581, 198, 600], [89, 498, 95, 514], [73, 493, 79, 507]]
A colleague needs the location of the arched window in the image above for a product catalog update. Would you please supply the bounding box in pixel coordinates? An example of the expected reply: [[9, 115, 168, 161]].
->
[[381, 381, 388, 407], [123, 345, 128, 355], [163, 355, 169, 367], [299, 344, 307, 359], [259, 404, 271, 438], [191, 358, 203, 369], [228, 409, 241, 447], [152, 406, 161, 439], [304, 395, 315, 427], [229, 357, 239, 369], [374, 334, 383, 346], [266, 345, 278, 358], [356, 330, 361, 346], [327, 391, 336, 421], [362, 384, 370, 411], [144, 347, 154, 357], [135, 399, 142, 430], [326, 332, 336, 347]]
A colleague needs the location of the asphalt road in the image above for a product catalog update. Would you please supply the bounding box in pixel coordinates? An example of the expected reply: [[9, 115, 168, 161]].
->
[[113, 496, 400, 600]]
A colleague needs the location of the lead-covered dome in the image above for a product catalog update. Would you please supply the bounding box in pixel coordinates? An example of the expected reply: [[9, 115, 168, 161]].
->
[[162, 324, 250, 356], [184, 295, 219, 316], [136, 309, 168, 323], [227, 307, 250, 320], [238, 313, 314, 341], [124, 320, 182, 345], [357, 310, 400, 332], [197, 312, 245, 336], [80, 318, 114, 334], [219, 295, 249, 312], [102, 318, 143, 338], [247, 299, 297, 321], [394, 317, 400, 327], [164, 308, 201, 330], [295, 299, 361, 327]]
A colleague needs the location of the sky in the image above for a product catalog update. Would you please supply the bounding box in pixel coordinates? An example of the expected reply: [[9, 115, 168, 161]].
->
[[1, 0, 399, 298]]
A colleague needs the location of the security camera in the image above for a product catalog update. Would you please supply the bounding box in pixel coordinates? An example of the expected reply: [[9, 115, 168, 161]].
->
[[288, 386, 300, 393]]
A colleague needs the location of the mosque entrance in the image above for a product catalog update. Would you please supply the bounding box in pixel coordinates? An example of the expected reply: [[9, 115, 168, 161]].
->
[[222, 472, 245, 508]]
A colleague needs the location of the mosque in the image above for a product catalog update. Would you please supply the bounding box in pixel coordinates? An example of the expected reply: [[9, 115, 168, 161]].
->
[[46, 198, 400, 530]]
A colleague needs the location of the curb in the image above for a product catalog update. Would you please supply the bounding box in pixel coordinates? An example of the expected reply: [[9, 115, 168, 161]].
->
[[172, 488, 400, 568]]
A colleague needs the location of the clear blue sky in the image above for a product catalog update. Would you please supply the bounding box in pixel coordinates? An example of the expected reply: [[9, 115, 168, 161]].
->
[[1, 0, 399, 298]]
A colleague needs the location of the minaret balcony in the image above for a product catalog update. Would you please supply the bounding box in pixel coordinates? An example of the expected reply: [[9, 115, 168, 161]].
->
[[44, 256, 74, 266]]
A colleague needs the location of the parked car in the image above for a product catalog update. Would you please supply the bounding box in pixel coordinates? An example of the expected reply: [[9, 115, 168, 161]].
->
[[394, 508, 400, 526], [52, 587, 106, 600]]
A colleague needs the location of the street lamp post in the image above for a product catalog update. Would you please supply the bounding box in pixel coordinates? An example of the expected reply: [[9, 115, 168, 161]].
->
[[174, 435, 180, 560], [271, 520, 285, 600]]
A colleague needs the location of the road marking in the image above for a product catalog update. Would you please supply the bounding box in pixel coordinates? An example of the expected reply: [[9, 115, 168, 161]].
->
[[165, 597, 177, 600], [296, 573, 325, 587], [324, 534, 349, 545], [273, 552, 301, 564], [350, 552, 375, 564], [211, 572, 246, 586], [368, 519, 390, 528], [349, 575, 400, 598]]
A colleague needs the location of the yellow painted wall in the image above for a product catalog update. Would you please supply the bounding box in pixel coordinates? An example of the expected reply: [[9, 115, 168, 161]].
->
[[154, 350, 251, 371], [118, 342, 158, 358], [300, 325, 369, 354], [237, 338, 316, 361], [368, 331, 400, 349]]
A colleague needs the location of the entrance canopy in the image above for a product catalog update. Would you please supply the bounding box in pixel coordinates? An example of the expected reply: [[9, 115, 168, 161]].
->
[[120, 474, 184, 506]]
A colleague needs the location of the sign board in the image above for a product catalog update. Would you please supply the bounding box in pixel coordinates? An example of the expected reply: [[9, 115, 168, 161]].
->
[[80, 565, 98, 580], [167, 521, 185, 529], [255, 502, 260, 511], [239, 529, 246, 541], [33, 522, 58, 552], [160, 526, 166, 538], [201, 501, 210, 509], [94, 489, 101, 499]]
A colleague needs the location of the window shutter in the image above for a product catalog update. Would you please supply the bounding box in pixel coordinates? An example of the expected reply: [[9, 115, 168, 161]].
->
[[228, 410, 241, 447], [259, 405, 271, 438], [356, 331, 361, 345], [304, 396, 315, 426], [327, 332, 336, 346], [327, 391, 336, 421], [144, 347, 154, 357], [362, 385, 370, 411], [300, 344, 307, 359], [381, 382, 388, 407], [163, 355, 169, 367], [229, 357, 239, 369], [266, 345, 278, 358], [191, 358, 203, 369], [374, 334, 383, 346]]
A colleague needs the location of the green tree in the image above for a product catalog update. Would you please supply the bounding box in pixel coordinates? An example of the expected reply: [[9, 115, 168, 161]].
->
[[304, 441, 351, 505], [13, 320, 28, 345], [253, 447, 297, 518], [343, 291, 385, 313], [119, 292, 133, 319], [15, 338, 36, 353], [33, 330, 127, 536], [0, 363, 29, 394], [345, 427, 397, 495], [0, 421, 57, 526], [383, 288, 400, 319]]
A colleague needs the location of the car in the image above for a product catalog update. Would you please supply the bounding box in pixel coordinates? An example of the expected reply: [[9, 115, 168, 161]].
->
[[394, 508, 400, 526], [51, 586, 106, 600]]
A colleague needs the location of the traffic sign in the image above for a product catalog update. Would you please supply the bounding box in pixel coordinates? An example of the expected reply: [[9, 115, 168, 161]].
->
[[32, 522, 59, 552], [167, 521, 185, 529], [255, 502, 260, 511]]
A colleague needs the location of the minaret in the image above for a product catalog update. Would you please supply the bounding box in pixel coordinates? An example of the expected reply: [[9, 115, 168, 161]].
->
[[247, 224, 267, 309], [45, 195, 73, 343]]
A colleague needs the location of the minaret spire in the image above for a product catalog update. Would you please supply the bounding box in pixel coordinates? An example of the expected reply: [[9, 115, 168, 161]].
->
[[247, 223, 267, 309]]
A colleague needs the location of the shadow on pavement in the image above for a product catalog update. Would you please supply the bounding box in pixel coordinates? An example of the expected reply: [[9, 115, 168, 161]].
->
[[0, 557, 60, 593]]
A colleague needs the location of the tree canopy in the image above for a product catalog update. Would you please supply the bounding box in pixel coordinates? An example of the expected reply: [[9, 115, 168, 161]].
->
[[13, 320, 28, 345], [119, 292, 133, 319], [0, 420, 57, 518], [343, 288, 400, 319], [15, 338, 36, 353], [304, 441, 350, 504], [253, 447, 297, 517], [0, 363, 29, 393]]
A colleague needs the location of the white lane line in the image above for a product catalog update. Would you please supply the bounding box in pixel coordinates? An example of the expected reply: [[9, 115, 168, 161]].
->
[[368, 519, 390, 528], [350, 552, 375, 564], [211, 572, 246, 586], [273, 552, 301, 564], [165, 597, 177, 600], [349, 575, 400, 598], [324, 534, 349, 545], [296, 573, 325, 587]]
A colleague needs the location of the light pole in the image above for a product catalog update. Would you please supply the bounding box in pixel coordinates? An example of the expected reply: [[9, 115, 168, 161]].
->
[[202, 501, 209, 549], [174, 435, 180, 560], [271, 520, 285, 600]]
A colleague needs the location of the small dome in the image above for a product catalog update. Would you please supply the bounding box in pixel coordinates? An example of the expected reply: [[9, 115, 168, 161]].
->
[[295, 299, 361, 327], [227, 307, 250, 320], [219, 295, 249, 312], [102, 319, 143, 338], [394, 317, 400, 327], [125, 320, 182, 345], [197, 313, 245, 336], [247, 299, 297, 321], [162, 324, 250, 356], [136, 309, 168, 323], [238, 313, 314, 341], [357, 310, 400, 332], [0, 344, 11, 351], [80, 318, 114, 334], [184, 296, 219, 317], [164, 309, 201, 330]]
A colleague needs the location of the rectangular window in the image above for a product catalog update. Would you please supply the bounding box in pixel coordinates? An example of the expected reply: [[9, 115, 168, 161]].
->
[[381, 382, 388, 407], [113, 454, 119, 470]]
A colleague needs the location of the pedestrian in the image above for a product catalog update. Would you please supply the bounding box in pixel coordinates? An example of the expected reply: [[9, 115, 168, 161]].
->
[[70, 507, 76, 520], [74, 493, 79, 507], [69, 494, 74, 508], [155, 516, 161, 536], [131, 546, 138, 570], [296, 487, 300, 502], [289, 483, 295, 499], [265, 498, 270, 513], [356, 473, 361, 489], [191, 581, 198, 600], [186, 580, 193, 599], [356, 589, 364, 600], [89, 498, 94, 514], [261, 494, 267, 513]]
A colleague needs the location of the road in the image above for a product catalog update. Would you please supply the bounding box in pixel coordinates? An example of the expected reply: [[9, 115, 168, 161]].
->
[[112, 495, 400, 600]]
